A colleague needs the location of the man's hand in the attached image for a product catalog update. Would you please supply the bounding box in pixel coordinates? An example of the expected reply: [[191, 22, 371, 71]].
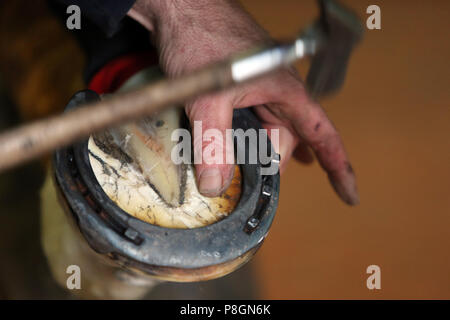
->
[[128, 0, 359, 205]]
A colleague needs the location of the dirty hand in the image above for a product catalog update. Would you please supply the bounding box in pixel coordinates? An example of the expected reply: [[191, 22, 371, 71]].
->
[[128, 0, 359, 205]]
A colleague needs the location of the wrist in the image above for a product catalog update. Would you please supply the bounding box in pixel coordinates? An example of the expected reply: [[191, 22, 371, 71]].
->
[[127, 0, 165, 32], [129, 0, 270, 76]]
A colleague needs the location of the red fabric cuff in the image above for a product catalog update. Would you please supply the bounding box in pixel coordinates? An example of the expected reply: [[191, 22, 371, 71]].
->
[[88, 51, 159, 94]]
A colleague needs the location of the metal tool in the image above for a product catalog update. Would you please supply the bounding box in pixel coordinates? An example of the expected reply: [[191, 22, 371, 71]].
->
[[232, 0, 363, 96], [0, 0, 363, 172]]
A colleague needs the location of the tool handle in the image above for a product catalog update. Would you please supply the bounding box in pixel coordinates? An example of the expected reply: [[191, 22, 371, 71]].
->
[[0, 62, 233, 172], [0, 41, 307, 173]]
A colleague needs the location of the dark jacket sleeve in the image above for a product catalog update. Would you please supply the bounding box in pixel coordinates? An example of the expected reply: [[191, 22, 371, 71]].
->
[[53, 0, 137, 37], [48, 0, 154, 83]]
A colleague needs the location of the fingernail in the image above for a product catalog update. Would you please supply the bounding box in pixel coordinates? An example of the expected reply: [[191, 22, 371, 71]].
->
[[278, 142, 289, 160], [328, 174, 360, 206], [346, 186, 360, 206], [221, 165, 235, 192], [198, 168, 223, 197]]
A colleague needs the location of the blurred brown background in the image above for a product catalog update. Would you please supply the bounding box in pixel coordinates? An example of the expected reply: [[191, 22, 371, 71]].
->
[[244, 0, 450, 299], [0, 0, 449, 299]]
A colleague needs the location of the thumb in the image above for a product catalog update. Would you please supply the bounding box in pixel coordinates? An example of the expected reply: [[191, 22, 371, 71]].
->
[[185, 93, 235, 197]]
